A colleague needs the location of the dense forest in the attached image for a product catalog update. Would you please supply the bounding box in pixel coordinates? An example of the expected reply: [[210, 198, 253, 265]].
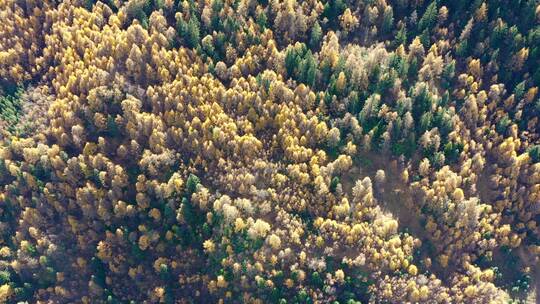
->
[[0, 0, 539, 303]]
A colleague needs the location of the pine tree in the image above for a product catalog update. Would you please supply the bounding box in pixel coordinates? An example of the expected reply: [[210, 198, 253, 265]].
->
[[256, 11, 267, 31], [513, 81, 526, 100], [186, 17, 201, 48], [285, 44, 318, 87], [285, 47, 301, 79], [418, 1, 438, 32], [528, 145, 540, 163], [330, 176, 340, 193], [302, 51, 317, 87], [496, 115, 511, 135], [395, 26, 407, 46], [441, 61, 455, 89], [455, 39, 469, 57], [186, 174, 200, 195], [310, 22, 322, 49], [382, 6, 394, 35], [0, 86, 23, 134], [322, 0, 346, 26]]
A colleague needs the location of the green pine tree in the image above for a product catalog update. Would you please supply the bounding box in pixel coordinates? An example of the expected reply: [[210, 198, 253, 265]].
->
[[418, 1, 438, 32]]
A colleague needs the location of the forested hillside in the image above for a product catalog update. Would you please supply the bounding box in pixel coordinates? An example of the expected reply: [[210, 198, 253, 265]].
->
[[0, 0, 539, 303]]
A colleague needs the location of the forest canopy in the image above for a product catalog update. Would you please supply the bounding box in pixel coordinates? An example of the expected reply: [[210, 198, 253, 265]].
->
[[0, 0, 539, 303]]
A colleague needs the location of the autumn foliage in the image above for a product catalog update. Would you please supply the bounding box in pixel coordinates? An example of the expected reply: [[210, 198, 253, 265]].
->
[[0, 0, 539, 303]]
